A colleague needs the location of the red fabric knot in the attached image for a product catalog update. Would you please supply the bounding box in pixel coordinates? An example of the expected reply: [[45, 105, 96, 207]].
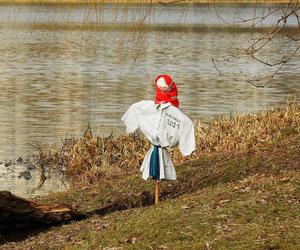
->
[[154, 74, 179, 108]]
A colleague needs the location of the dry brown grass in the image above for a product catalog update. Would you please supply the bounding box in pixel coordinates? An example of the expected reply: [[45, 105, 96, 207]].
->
[[33, 100, 300, 186], [194, 100, 300, 153]]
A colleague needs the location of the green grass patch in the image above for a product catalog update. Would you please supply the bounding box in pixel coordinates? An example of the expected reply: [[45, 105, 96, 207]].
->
[[3, 134, 299, 249]]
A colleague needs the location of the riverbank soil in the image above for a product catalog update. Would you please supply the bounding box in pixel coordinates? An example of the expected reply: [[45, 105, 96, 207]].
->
[[0, 191, 88, 238], [1, 132, 299, 249]]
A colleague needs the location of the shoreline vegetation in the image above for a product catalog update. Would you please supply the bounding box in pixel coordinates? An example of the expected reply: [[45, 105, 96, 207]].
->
[[0, 0, 294, 4], [1, 101, 299, 248], [32, 100, 300, 187]]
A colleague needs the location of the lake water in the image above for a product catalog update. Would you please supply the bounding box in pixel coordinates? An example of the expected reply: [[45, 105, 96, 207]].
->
[[0, 162, 67, 197], [0, 3, 299, 197]]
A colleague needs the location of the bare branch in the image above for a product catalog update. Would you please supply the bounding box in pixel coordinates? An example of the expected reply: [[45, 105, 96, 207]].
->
[[212, 58, 224, 76], [237, 6, 285, 26], [287, 33, 300, 41], [212, 44, 299, 88], [272, 46, 300, 75]]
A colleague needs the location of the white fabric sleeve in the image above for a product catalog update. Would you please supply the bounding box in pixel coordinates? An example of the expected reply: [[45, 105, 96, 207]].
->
[[179, 121, 196, 156], [121, 104, 139, 134]]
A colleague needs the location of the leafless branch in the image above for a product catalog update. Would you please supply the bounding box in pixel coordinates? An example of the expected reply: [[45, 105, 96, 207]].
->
[[272, 46, 300, 74], [287, 33, 300, 41], [213, 0, 300, 87], [235, 6, 283, 25], [249, 43, 298, 69]]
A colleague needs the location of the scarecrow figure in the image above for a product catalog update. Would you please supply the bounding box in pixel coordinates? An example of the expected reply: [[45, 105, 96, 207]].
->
[[121, 75, 195, 204]]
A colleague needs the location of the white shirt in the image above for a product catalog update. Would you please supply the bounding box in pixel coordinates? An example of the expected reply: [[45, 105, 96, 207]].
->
[[121, 100, 196, 181]]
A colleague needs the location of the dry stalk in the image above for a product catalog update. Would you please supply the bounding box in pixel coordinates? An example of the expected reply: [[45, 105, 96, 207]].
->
[[33, 101, 300, 187]]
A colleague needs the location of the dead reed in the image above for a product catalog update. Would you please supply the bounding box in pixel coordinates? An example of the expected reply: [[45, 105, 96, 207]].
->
[[195, 101, 300, 153], [33, 101, 300, 186]]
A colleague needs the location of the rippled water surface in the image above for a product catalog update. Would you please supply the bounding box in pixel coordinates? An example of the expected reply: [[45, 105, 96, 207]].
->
[[0, 3, 299, 196]]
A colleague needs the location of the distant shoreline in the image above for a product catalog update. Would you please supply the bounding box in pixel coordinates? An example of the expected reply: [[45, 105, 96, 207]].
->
[[0, 0, 293, 5]]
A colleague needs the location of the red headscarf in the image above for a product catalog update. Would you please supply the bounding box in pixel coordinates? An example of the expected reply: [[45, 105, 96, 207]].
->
[[154, 74, 179, 108]]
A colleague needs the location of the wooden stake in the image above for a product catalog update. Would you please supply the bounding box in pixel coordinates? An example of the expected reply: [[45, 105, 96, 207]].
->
[[155, 181, 160, 205]]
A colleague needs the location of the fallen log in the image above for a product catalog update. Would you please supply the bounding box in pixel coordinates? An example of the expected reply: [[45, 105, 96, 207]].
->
[[0, 191, 88, 232]]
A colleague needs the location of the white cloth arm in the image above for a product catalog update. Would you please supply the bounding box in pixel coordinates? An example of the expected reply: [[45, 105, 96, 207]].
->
[[121, 104, 139, 134], [179, 121, 196, 156]]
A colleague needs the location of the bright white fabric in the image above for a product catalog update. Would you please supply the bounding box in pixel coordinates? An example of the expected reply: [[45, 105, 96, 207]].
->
[[156, 77, 168, 90], [121, 100, 196, 181]]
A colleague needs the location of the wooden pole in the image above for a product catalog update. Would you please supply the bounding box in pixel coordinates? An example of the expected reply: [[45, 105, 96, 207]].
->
[[155, 181, 160, 205]]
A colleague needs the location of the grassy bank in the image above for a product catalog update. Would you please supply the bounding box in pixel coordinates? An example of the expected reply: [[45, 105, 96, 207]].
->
[[1, 101, 299, 249], [0, 101, 299, 248], [2, 121, 299, 249]]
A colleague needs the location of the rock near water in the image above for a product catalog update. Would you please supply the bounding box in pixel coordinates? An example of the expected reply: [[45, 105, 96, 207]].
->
[[18, 171, 32, 181]]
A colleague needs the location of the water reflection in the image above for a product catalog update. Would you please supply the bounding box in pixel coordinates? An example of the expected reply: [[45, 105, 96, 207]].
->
[[0, 4, 299, 196], [0, 3, 298, 26]]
